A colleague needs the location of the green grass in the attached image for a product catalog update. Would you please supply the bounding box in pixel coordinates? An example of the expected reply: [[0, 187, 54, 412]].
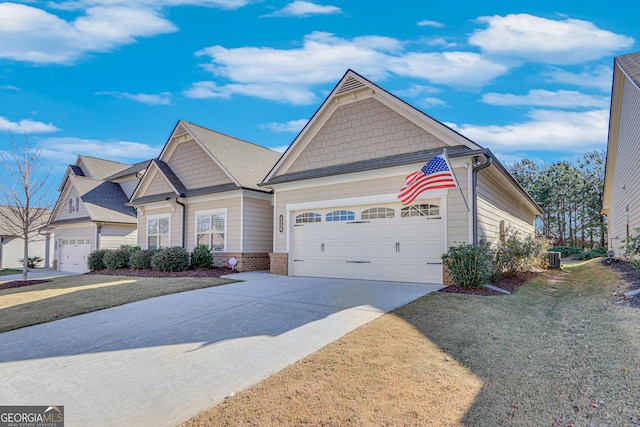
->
[[0, 274, 236, 332], [0, 269, 22, 276]]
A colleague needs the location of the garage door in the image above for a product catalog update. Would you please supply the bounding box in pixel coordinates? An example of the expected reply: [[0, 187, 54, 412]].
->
[[59, 239, 91, 273], [291, 201, 443, 284]]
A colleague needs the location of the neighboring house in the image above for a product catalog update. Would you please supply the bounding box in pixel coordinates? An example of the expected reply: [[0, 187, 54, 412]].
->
[[0, 206, 53, 269], [262, 70, 542, 285], [603, 51, 640, 256], [129, 121, 282, 271], [49, 156, 150, 273]]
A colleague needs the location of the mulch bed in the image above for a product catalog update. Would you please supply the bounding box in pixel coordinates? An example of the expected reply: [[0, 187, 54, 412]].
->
[[85, 267, 236, 278], [0, 280, 52, 291], [439, 271, 538, 296], [602, 257, 640, 308]]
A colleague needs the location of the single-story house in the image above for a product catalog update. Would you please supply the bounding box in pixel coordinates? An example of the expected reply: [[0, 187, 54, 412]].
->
[[603, 51, 640, 255], [0, 206, 53, 269], [129, 121, 282, 271], [262, 70, 542, 285], [49, 155, 149, 273]]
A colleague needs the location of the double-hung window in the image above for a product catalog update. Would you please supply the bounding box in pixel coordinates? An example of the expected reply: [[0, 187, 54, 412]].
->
[[147, 216, 170, 249], [196, 209, 226, 252]]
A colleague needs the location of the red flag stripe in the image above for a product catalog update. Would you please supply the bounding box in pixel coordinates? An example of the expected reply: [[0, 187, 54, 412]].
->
[[398, 173, 456, 204]]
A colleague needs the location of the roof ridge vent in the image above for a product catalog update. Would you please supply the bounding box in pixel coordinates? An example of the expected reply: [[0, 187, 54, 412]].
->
[[336, 76, 365, 95]]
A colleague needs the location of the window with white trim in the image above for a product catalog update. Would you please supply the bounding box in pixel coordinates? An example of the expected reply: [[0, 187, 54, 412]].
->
[[362, 207, 395, 220], [401, 204, 440, 218], [295, 212, 321, 224], [196, 210, 226, 252], [147, 216, 170, 249]]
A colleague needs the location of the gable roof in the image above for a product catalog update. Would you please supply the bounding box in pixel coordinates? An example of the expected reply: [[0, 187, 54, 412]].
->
[[77, 155, 131, 180], [0, 206, 51, 236], [105, 160, 150, 181], [263, 69, 482, 185]]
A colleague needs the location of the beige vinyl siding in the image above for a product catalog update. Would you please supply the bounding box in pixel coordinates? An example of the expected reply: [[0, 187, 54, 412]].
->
[[56, 187, 89, 221], [273, 166, 469, 253], [284, 98, 448, 175], [99, 224, 137, 250], [137, 207, 178, 249], [144, 170, 174, 196], [54, 224, 97, 257], [242, 194, 273, 252], [446, 165, 470, 246], [167, 139, 234, 190], [476, 169, 536, 243], [184, 198, 241, 252], [1, 233, 48, 269], [609, 75, 640, 254]]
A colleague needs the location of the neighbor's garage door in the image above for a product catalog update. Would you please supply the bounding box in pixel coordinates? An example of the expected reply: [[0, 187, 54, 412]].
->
[[59, 239, 91, 273], [291, 201, 443, 284]]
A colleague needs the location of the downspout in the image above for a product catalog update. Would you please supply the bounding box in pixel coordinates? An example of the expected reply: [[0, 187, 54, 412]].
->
[[175, 197, 186, 248], [0, 236, 4, 269], [472, 154, 492, 246]]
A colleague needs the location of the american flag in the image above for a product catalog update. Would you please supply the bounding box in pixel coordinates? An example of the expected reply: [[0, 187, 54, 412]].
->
[[398, 155, 457, 205]]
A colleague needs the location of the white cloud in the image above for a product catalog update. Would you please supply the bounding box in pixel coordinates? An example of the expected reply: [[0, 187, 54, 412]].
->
[[0, 3, 176, 64], [270, 145, 290, 153], [0, 85, 22, 91], [97, 91, 172, 105], [48, 0, 251, 11], [417, 19, 444, 28], [450, 109, 609, 153], [184, 81, 317, 105], [423, 37, 457, 48], [545, 65, 613, 92], [38, 136, 159, 165], [418, 97, 447, 108], [389, 51, 509, 87], [0, 117, 59, 133], [482, 89, 609, 109], [259, 119, 308, 133], [469, 14, 634, 64], [263, 1, 341, 17]]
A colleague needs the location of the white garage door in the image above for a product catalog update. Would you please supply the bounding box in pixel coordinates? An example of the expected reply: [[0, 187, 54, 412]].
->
[[291, 201, 443, 284], [59, 239, 91, 273]]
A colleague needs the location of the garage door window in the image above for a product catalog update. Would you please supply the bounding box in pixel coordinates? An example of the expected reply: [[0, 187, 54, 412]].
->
[[196, 210, 226, 252], [401, 204, 440, 218], [361, 207, 395, 220], [147, 217, 170, 249], [326, 210, 355, 222], [295, 212, 321, 224]]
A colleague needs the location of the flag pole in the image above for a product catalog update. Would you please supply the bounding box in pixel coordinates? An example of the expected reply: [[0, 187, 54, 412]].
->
[[442, 149, 470, 212]]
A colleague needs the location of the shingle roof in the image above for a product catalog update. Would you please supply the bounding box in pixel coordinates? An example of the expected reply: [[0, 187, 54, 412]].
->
[[131, 183, 239, 205], [69, 165, 85, 177], [69, 176, 137, 223], [263, 146, 473, 185], [181, 121, 282, 191], [105, 160, 151, 181], [153, 159, 187, 195], [0, 206, 51, 236], [617, 52, 640, 86], [78, 156, 131, 180]]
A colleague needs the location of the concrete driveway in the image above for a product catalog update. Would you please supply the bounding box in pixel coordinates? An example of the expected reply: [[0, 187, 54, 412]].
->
[[0, 272, 443, 427]]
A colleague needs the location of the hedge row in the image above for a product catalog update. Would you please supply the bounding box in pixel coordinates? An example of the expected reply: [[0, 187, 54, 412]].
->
[[87, 244, 214, 272]]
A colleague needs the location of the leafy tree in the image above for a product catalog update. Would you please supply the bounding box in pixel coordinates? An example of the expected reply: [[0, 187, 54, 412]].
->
[[0, 133, 53, 280]]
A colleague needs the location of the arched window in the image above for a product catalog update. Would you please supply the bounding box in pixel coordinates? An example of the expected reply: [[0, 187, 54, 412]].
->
[[362, 207, 395, 220], [326, 210, 355, 222], [295, 212, 322, 224], [401, 204, 440, 218]]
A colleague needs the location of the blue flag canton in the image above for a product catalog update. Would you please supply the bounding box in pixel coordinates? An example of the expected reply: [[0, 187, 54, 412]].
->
[[421, 156, 449, 175]]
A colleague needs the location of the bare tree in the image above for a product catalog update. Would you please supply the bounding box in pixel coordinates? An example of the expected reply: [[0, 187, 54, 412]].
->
[[0, 132, 53, 280]]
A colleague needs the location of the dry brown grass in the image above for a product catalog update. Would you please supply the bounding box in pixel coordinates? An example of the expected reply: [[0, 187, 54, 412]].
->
[[182, 259, 640, 427], [0, 274, 234, 332]]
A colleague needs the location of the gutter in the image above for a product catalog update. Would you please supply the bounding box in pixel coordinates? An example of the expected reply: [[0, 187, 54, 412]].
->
[[472, 154, 492, 246]]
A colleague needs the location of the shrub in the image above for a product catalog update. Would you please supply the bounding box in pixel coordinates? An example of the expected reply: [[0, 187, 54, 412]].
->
[[492, 228, 549, 279], [624, 228, 640, 271], [126, 245, 142, 253], [19, 256, 43, 269], [129, 249, 157, 270], [574, 246, 609, 261], [87, 249, 108, 271], [103, 247, 131, 270], [151, 246, 189, 272], [550, 246, 582, 258], [442, 242, 493, 289], [191, 244, 213, 269]]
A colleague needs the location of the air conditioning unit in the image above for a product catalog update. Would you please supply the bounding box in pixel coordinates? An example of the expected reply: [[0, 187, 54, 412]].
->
[[547, 251, 561, 269]]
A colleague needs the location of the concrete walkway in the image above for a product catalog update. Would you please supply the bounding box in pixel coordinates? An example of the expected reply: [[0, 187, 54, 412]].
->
[[0, 268, 79, 284], [0, 272, 443, 427]]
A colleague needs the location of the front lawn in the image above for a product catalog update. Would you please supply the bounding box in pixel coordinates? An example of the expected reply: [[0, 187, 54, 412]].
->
[[0, 269, 21, 276], [182, 260, 640, 426], [0, 274, 235, 333]]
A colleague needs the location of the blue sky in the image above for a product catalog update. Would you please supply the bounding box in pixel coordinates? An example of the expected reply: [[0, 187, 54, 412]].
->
[[0, 0, 637, 186]]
